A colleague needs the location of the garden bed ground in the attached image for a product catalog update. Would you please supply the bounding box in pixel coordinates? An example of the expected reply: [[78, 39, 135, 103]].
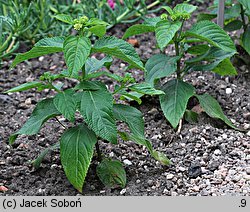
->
[[0, 1, 250, 196]]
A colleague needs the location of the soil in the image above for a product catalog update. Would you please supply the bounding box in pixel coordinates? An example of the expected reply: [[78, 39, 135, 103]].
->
[[0, 1, 250, 196]]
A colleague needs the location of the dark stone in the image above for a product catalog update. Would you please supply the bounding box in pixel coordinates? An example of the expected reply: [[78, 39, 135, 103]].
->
[[208, 160, 220, 171], [188, 162, 202, 178]]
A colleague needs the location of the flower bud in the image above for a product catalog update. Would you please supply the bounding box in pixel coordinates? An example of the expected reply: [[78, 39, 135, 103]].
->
[[74, 23, 83, 30], [79, 16, 89, 24], [160, 14, 168, 20]]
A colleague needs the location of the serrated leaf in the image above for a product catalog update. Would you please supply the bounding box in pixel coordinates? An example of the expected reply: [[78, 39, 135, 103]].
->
[[89, 25, 106, 38], [212, 58, 237, 76], [119, 132, 170, 165], [54, 89, 77, 122], [54, 14, 73, 24], [186, 20, 236, 53], [79, 83, 117, 143], [173, 3, 197, 14], [5, 81, 43, 93], [145, 54, 179, 86], [160, 79, 195, 128], [85, 56, 112, 74], [224, 20, 243, 32], [143, 17, 162, 27], [187, 47, 236, 74], [92, 36, 144, 70], [119, 90, 143, 104], [11, 36, 65, 67], [96, 158, 126, 188], [196, 94, 240, 130], [86, 18, 109, 26], [129, 82, 165, 95], [60, 125, 97, 192], [156, 20, 182, 50], [242, 26, 250, 55], [197, 13, 217, 22], [63, 36, 91, 77], [113, 104, 144, 137], [85, 71, 123, 81], [74, 81, 104, 91], [122, 24, 155, 40], [187, 44, 210, 55], [238, 0, 250, 15], [9, 98, 61, 144]]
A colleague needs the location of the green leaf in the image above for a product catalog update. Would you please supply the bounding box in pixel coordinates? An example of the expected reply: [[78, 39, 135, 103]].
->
[[187, 47, 236, 74], [129, 82, 165, 95], [184, 110, 198, 123], [96, 158, 126, 188], [54, 14, 74, 24], [242, 26, 250, 55], [145, 54, 179, 86], [187, 44, 210, 55], [113, 104, 144, 137], [224, 20, 243, 32], [119, 90, 143, 105], [156, 20, 182, 50], [196, 94, 240, 130], [35, 36, 65, 47], [74, 81, 104, 91], [9, 98, 61, 144], [186, 20, 236, 53], [85, 56, 112, 74], [63, 36, 91, 77], [160, 79, 195, 128], [79, 83, 117, 144], [54, 89, 77, 122], [119, 132, 170, 165], [89, 25, 106, 38], [32, 142, 60, 169], [11, 36, 65, 67], [85, 71, 123, 82], [5, 81, 43, 93], [92, 36, 144, 70], [122, 24, 155, 40], [212, 58, 237, 76], [238, 0, 250, 15], [197, 13, 217, 22], [60, 125, 97, 192], [86, 18, 109, 26], [143, 17, 162, 27], [161, 6, 174, 15], [173, 3, 197, 14]]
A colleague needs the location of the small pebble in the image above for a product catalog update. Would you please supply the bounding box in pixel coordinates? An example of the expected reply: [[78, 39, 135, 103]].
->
[[214, 149, 221, 155], [120, 189, 126, 195], [123, 159, 132, 166], [166, 174, 174, 180], [226, 88, 232, 94]]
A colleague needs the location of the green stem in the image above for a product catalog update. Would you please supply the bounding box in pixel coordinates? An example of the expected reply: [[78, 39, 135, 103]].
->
[[81, 66, 86, 80], [116, 0, 160, 23], [0, 32, 13, 52]]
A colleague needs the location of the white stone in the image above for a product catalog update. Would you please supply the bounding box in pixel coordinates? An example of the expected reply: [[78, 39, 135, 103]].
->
[[226, 88, 232, 94], [123, 159, 132, 166], [222, 134, 227, 139], [178, 167, 186, 172], [166, 174, 174, 180], [214, 149, 221, 155], [120, 189, 126, 195], [247, 131, 250, 137]]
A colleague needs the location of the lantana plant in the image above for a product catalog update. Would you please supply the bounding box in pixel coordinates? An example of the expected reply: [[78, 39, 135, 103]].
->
[[123, 2, 242, 131], [6, 15, 170, 192]]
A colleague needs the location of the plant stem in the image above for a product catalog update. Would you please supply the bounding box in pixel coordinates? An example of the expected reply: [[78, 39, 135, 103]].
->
[[55, 117, 66, 129], [95, 141, 102, 162], [240, 5, 247, 32], [116, 0, 160, 23]]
